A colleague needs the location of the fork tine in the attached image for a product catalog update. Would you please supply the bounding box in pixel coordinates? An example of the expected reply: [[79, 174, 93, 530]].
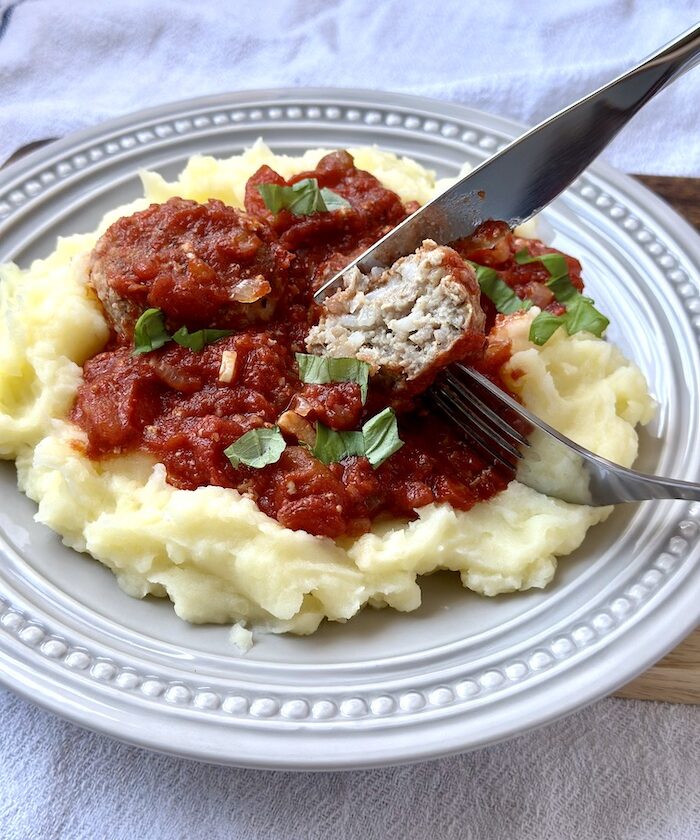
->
[[429, 387, 519, 472], [442, 368, 530, 448], [438, 379, 523, 463]]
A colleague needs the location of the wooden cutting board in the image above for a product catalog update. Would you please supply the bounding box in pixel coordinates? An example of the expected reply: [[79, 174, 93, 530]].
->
[[616, 631, 700, 704], [614, 175, 700, 705], [2, 146, 698, 701]]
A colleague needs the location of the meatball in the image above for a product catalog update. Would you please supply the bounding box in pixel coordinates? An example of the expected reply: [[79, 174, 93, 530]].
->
[[89, 197, 293, 337], [305, 240, 486, 387]]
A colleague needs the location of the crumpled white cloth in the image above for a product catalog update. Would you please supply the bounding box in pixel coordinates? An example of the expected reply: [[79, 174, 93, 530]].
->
[[1, 2, 699, 838], [1, 690, 698, 839], [1, 0, 699, 174]]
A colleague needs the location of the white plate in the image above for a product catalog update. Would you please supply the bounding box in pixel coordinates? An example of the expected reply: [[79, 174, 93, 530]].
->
[[0, 89, 699, 770]]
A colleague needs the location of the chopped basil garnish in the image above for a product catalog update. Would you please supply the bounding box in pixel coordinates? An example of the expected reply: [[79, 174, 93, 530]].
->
[[256, 183, 290, 214], [256, 178, 351, 217], [172, 326, 234, 352], [514, 249, 569, 283], [529, 298, 610, 346], [468, 261, 531, 315], [514, 248, 609, 345], [224, 427, 286, 469], [515, 249, 580, 303], [295, 353, 370, 403], [319, 187, 352, 211], [132, 308, 171, 355], [527, 311, 567, 346], [362, 407, 404, 468], [226, 408, 403, 471], [311, 407, 403, 468], [132, 308, 233, 355], [312, 425, 365, 465], [561, 294, 610, 337], [545, 274, 580, 304]]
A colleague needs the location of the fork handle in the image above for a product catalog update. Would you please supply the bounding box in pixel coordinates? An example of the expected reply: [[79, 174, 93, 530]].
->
[[588, 460, 700, 505], [451, 365, 700, 507]]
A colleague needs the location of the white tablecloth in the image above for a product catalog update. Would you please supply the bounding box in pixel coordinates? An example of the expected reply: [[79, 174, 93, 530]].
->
[[1, 689, 699, 839], [2, 0, 700, 175], [1, 1, 699, 837]]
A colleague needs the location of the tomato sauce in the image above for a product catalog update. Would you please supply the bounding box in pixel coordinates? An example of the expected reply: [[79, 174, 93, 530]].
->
[[72, 151, 578, 538]]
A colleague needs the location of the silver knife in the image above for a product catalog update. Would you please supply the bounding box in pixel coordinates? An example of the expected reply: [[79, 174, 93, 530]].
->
[[314, 22, 700, 301]]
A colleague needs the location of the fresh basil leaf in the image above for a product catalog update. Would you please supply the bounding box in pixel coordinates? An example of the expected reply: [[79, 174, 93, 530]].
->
[[256, 178, 350, 217], [287, 179, 327, 215], [133, 309, 234, 355], [311, 408, 404, 468], [256, 183, 287, 214], [224, 427, 286, 469], [468, 261, 531, 315], [546, 273, 579, 303], [516, 248, 608, 344], [515, 248, 569, 281], [529, 298, 610, 346], [563, 295, 610, 338], [133, 308, 171, 355], [528, 311, 566, 346], [295, 353, 370, 403], [312, 423, 366, 465], [515, 249, 578, 303], [362, 407, 404, 468], [172, 326, 234, 352], [319, 187, 351, 211]]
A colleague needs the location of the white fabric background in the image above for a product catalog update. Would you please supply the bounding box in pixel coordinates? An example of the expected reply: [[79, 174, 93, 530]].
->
[[1, 690, 699, 839], [1, 1, 699, 838], [1, 0, 700, 173]]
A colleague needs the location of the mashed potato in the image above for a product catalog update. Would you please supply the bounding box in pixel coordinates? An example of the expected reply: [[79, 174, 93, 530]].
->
[[0, 142, 655, 639]]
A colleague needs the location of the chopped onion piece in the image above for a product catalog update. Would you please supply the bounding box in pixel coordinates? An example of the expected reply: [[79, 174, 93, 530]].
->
[[218, 350, 239, 384], [290, 394, 313, 417], [231, 275, 272, 303], [277, 410, 316, 446]]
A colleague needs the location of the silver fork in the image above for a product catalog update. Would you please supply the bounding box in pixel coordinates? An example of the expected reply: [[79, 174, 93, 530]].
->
[[426, 25, 700, 506], [433, 365, 700, 507]]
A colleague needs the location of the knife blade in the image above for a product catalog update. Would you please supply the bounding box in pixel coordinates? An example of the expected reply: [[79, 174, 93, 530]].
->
[[313, 22, 700, 301]]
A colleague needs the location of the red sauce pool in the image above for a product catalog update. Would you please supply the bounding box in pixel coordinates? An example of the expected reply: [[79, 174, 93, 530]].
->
[[72, 152, 582, 538]]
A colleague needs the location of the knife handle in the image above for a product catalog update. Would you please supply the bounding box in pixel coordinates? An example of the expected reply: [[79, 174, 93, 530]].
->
[[314, 22, 700, 301]]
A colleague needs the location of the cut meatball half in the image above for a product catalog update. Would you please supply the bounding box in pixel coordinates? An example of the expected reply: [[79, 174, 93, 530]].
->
[[305, 240, 486, 389], [89, 197, 293, 338]]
